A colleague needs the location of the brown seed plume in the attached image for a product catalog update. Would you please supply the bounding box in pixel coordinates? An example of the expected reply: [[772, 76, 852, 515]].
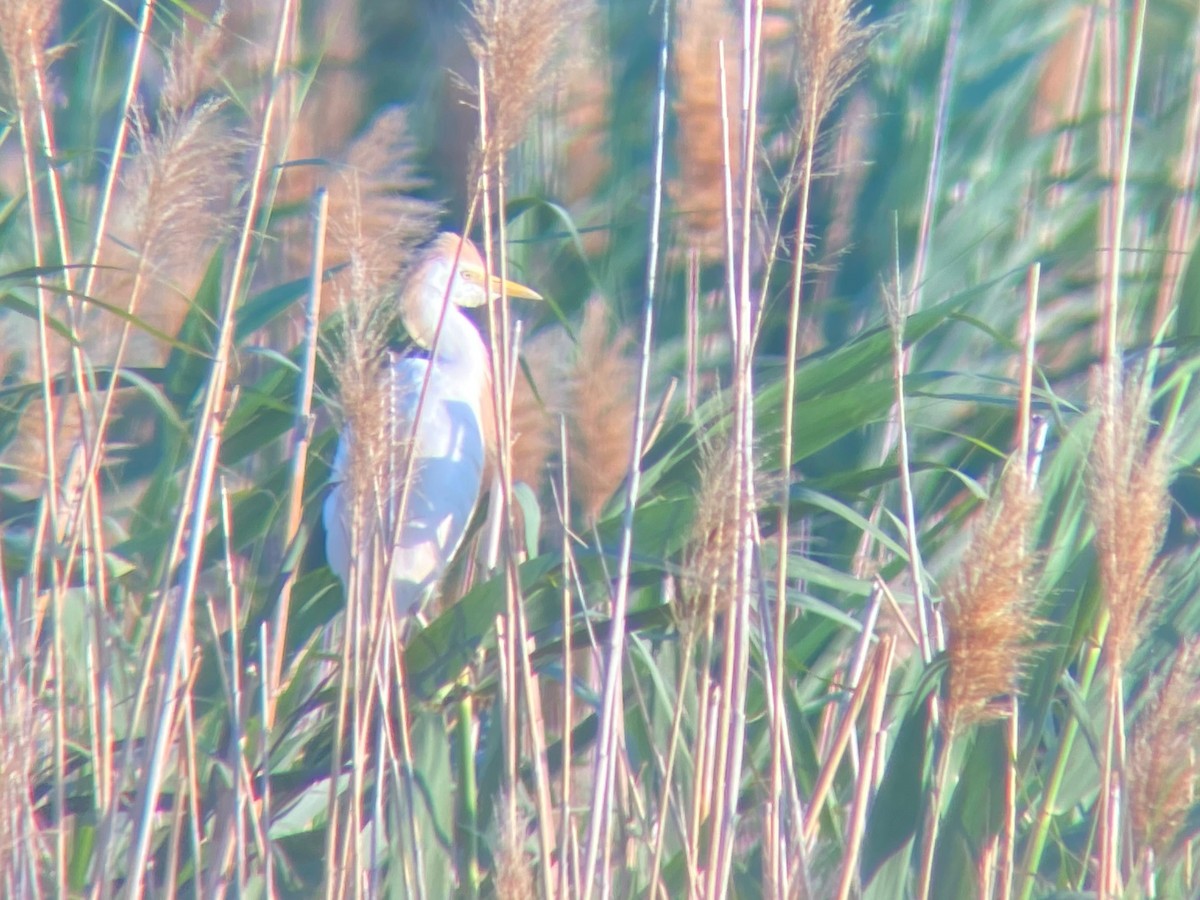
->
[[493, 800, 536, 900], [567, 297, 636, 524], [469, 0, 578, 166], [943, 464, 1040, 734], [325, 116, 438, 530], [681, 436, 742, 630], [553, 2, 611, 256], [1126, 640, 1200, 865], [510, 326, 570, 491], [671, 0, 740, 259], [794, 0, 869, 141], [324, 108, 441, 313], [124, 102, 240, 284], [1087, 374, 1170, 669]]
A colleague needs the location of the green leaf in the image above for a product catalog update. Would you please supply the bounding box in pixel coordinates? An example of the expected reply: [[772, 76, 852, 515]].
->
[[861, 683, 934, 886]]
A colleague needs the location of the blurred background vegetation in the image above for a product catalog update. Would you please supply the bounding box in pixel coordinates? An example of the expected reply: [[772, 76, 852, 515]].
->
[[2, 0, 1200, 897]]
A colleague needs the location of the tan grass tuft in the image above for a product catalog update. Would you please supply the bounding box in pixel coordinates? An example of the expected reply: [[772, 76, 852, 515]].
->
[[0, 671, 52, 886], [493, 799, 536, 900], [469, 0, 578, 165], [943, 463, 1041, 734], [566, 297, 636, 524], [510, 326, 570, 491], [670, 0, 740, 259], [680, 436, 742, 630], [1087, 374, 1170, 669], [1126, 639, 1200, 865]]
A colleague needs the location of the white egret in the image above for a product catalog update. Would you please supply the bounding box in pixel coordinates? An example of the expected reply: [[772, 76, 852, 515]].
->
[[324, 233, 542, 618]]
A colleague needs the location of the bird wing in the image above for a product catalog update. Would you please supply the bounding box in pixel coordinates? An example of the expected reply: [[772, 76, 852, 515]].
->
[[324, 354, 487, 617]]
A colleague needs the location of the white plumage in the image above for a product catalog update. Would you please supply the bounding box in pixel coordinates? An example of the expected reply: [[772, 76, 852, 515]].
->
[[323, 234, 540, 617]]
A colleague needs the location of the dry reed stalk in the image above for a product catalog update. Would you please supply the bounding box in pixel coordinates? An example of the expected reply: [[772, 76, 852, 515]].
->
[[117, 3, 301, 891], [0, 0, 67, 515], [801, 644, 878, 846], [84, 97, 241, 432], [581, 1, 671, 891], [886, 286, 937, 665], [468, 10, 574, 879], [553, 419, 577, 897], [835, 635, 894, 900], [0, 7, 76, 893], [996, 698, 1020, 900], [1151, 18, 1200, 335], [1126, 641, 1200, 874], [79, 0, 159, 310], [270, 189, 329, 710], [704, 1, 770, 892], [1089, 364, 1165, 898], [942, 464, 1041, 734], [772, 1, 868, 888], [0, 672, 50, 895], [671, 0, 741, 261], [1097, 0, 1148, 376]]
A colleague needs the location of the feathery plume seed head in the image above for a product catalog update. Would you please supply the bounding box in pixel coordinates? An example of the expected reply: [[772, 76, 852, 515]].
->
[[1126, 640, 1200, 864], [326, 108, 441, 299], [159, 8, 228, 117], [469, 0, 578, 168], [0, 676, 50, 867], [671, 0, 741, 259], [681, 436, 742, 630], [943, 463, 1041, 734], [493, 797, 535, 900], [325, 114, 438, 521], [794, 0, 869, 139], [1087, 373, 1170, 670], [0, 0, 59, 92], [93, 98, 244, 368], [510, 326, 570, 491], [567, 297, 637, 524], [125, 100, 241, 283]]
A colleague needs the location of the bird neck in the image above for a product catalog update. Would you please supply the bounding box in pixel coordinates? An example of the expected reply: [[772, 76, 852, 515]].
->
[[402, 279, 490, 389], [398, 280, 472, 350]]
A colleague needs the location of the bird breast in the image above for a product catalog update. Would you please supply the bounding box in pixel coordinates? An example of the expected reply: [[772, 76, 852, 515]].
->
[[324, 352, 489, 617]]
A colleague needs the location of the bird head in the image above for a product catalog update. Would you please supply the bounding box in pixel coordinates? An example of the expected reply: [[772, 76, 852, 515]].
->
[[402, 233, 542, 347]]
